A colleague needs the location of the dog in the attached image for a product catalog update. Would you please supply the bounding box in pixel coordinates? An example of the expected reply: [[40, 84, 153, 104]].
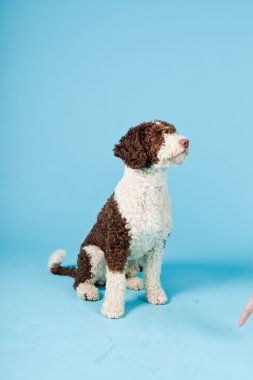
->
[[48, 120, 189, 318]]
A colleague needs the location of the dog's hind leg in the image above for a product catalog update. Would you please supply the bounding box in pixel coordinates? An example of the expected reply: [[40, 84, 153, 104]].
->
[[126, 260, 144, 291], [74, 245, 105, 301], [76, 281, 99, 301], [126, 276, 144, 291]]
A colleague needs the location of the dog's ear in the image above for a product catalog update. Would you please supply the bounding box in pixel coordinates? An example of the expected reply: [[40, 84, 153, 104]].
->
[[113, 126, 149, 169]]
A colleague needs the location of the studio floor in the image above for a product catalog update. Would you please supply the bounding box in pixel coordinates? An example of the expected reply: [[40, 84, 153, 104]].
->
[[1, 248, 253, 380]]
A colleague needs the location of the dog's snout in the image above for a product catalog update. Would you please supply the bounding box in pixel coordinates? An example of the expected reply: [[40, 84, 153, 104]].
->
[[179, 138, 189, 149]]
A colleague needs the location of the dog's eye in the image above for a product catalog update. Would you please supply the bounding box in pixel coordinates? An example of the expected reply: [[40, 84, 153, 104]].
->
[[164, 126, 176, 134]]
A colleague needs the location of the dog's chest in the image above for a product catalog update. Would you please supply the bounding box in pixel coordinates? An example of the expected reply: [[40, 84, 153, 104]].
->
[[114, 168, 172, 258]]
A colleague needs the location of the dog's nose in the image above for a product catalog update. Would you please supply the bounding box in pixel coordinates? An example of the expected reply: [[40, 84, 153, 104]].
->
[[179, 138, 189, 149]]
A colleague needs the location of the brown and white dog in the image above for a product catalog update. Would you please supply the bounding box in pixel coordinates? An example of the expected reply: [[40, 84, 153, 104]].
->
[[48, 120, 189, 318]]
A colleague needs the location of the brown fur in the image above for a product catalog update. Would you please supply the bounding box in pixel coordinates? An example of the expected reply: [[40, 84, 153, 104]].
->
[[114, 120, 176, 169], [50, 263, 77, 278], [73, 194, 130, 288], [73, 249, 92, 288]]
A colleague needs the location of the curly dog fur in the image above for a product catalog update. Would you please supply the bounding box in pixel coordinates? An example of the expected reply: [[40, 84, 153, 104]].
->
[[48, 120, 189, 318]]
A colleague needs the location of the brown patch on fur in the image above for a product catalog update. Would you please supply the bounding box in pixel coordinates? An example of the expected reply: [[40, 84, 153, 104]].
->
[[73, 248, 92, 288], [113, 125, 148, 169], [50, 263, 76, 278], [73, 194, 130, 288], [114, 120, 176, 169]]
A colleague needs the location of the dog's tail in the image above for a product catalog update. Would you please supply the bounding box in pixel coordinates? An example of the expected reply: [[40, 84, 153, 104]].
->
[[48, 249, 76, 278]]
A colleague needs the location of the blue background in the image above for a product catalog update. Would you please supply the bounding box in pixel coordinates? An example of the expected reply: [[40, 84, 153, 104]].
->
[[1, 1, 253, 379]]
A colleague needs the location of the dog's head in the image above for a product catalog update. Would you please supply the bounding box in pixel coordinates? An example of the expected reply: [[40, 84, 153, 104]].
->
[[114, 120, 189, 169]]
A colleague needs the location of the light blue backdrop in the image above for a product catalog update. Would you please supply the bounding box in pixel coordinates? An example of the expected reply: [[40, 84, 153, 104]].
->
[[1, 1, 253, 380], [1, 0, 253, 260]]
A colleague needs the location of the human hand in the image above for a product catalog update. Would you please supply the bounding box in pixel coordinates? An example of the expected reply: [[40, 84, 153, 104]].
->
[[238, 293, 253, 327]]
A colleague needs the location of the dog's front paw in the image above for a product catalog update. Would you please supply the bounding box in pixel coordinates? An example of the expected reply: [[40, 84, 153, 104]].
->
[[126, 277, 144, 291], [146, 288, 168, 305], [101, 301, 124, 319]]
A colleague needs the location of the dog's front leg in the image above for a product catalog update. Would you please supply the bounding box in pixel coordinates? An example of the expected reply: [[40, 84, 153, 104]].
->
[[143, 244, 168, 305], [101, 267, 126, 319]]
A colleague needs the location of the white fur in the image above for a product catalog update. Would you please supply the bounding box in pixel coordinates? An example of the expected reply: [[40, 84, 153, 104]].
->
[[76, 282, 99, 301], [156, 132, 189, 167], [101, 269, 126, 319], [48, 249, 66, 269], [126, 277, 144, 290], [115, 166, 171, 258], [143, 243, 168, 304], [126, 259, 141, 277], [82, 245, 105, 283]]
